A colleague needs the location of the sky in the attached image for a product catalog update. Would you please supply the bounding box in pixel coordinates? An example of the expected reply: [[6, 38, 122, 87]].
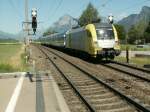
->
[[0, 0, 150, 34]]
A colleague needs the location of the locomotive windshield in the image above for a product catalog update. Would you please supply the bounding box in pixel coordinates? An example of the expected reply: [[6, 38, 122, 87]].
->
[[96, 29, 114, 40]]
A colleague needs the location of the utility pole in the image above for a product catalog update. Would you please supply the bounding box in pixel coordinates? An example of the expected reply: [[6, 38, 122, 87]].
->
[[126, 30, 129, 63], [70, 19, 72, 29], [25, 0, 29, 45], [24, 0, 30, 65]]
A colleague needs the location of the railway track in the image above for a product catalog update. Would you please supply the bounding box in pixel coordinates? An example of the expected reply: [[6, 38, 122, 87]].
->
[[37, 45, 150, 112], [101, 61, 150, 82], [111, 61, 150, 74]]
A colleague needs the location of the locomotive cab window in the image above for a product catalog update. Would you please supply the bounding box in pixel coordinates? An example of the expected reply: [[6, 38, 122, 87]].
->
[[96, 29, 114, 40]]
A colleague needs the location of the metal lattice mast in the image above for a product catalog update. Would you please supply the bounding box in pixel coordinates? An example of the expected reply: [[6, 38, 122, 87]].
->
[[25, 0, 29, 44]]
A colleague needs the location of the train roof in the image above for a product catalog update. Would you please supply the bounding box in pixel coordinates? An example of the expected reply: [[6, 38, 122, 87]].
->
[[44, 32, 66, 38], [94, 23, 112, 28], [42, 23, 113, 36], [69, 27, 84, 33], [70, 23, 112, 33]]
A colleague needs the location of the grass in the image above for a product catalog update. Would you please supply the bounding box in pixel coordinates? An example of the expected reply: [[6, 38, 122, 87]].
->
[[119, 44, 150, 66], [0, 44, 21, 61], [0, 64, 16, 72], [0, 39, 18, 43], [20, 52, 29, 71], [0, 44, 27, 72], [115, 56, 150, 66]]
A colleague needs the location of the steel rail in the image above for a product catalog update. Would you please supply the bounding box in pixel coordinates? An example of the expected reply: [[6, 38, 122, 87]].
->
[[111, 60, 150, 74], [41, 45, 150, 112], [38, 46, 96, 112], [101, 63, 150, 82]]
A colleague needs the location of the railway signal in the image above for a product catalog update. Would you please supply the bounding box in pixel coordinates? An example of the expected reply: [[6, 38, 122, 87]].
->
[[108, 14, 113, 24], [22, 8, 38, 35], [31, 8, 37, 35]]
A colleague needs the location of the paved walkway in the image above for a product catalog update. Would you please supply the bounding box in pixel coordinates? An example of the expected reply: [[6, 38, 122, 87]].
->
[[0, 72, 70, 112]]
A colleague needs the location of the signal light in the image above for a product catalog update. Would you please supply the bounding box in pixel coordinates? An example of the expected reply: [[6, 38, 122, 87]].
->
[[31, 8, 37, 34], [108, 15, 113, 24], [31, 8, 37, 17]]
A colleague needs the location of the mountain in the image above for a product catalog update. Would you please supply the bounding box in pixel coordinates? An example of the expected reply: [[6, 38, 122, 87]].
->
[[45, 14, 109, 34], [0, 31, 16, 39], [0, 31, 18, 42], [118, 6, 150, 31], [16, 28, 44, 41], [51, 14, 78, 33]]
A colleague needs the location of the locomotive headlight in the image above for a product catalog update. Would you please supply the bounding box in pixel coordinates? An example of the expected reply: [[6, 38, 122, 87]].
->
[[99, 30, 104, 34], [115, 41, 119, 45], [114, 41, 120, 49], [94, 41, 99, 47]]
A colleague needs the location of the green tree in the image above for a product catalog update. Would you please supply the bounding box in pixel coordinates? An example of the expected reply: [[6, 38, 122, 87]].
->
[[134, 20, 146, 43], [114, 24, 126, 40], [132, 20, 149, 43], [128, 25, 139, 44], [79, 3, 100, 26], [144, 21, 150, 43]]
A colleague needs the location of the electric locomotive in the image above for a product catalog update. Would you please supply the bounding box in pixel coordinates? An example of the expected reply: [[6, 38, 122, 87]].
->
[[40, 16, 121, 60], [65, 23, 120, 59]]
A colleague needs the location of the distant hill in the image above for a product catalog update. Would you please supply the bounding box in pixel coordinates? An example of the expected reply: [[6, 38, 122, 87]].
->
[[45, 14, 108, 34], [0, 31, 18, 42], [0, 31, 16, 39], [0, 38, 18, 43], [16, 28, 45, 41], [52, 14, 78, 33], [118, 6, 150, 31]]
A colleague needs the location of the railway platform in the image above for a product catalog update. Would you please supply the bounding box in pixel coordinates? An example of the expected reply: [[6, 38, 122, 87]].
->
[[0, 72, 70, 112]]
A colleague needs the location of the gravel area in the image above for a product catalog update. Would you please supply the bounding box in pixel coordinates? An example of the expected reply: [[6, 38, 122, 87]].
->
[[29, 45, 89, 112], [42, 46, 138, 112], [104, 63, 150, 80], [42, 45, 150, 109]]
